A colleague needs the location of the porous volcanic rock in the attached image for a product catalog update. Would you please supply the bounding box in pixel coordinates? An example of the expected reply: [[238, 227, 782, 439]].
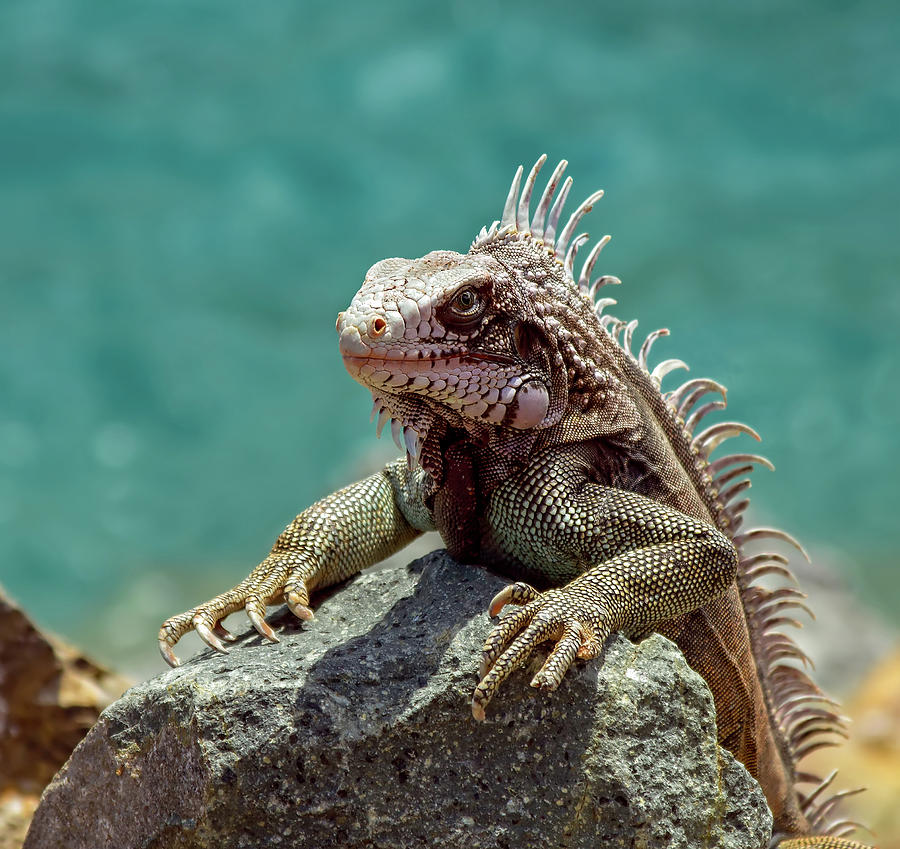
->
[[25, 553, 772, 849]]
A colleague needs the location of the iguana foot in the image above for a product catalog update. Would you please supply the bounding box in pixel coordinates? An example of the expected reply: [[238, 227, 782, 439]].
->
[[472, 582, 608, 721], [158, 554, 316, 667]]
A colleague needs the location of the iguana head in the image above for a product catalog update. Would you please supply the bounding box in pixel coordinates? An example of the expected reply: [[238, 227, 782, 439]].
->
[[337, 156, 623, 471]]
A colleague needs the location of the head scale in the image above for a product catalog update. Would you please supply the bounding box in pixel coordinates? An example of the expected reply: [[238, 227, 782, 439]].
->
[[336, 156, 621, 472]]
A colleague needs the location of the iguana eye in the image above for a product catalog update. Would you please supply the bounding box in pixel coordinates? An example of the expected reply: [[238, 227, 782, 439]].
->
[[437, 283, 488, 331], [450, 287, 480, 317]]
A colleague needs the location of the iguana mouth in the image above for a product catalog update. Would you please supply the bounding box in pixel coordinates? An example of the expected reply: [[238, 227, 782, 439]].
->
[[338, 321, 516, 367], [340, 352, 520, 390], [340, 351, 516, 365]]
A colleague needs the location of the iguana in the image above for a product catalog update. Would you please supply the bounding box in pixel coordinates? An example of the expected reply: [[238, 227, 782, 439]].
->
[[159, 156, 871, 848]]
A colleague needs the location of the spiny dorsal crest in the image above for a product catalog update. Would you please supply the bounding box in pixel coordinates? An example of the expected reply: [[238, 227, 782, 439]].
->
[[472, 156, 669, 387], [480, 159, 850, 821], [471, 154, 622, 298]]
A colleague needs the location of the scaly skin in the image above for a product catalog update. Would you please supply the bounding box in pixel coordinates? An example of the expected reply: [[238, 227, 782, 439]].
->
[[160, 157, 873, 847]]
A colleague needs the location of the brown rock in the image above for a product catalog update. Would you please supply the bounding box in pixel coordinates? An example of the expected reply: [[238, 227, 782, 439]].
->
[[0, 584, 128, 843]]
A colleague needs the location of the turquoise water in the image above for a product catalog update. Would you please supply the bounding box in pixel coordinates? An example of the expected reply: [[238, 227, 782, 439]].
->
[[1, 1, 898, 673]]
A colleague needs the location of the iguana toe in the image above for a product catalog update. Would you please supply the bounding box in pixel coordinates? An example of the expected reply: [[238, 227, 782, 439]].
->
[[530, 622, 590, 691]]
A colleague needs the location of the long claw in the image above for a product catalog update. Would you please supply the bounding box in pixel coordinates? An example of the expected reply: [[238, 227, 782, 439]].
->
[[195, 619, 231, 655], [488, 587, 514, 617], [248, 606, 280, 643], [287, 592, 315, 621], [488, 582, 540, 617], [213, 623, 237, 642], [159, 638, 181, 668], [285, 580, 315, 620]]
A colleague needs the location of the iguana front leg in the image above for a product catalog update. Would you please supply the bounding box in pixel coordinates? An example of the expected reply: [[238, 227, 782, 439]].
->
[[158, 459, 433, 666], [472, 446, 739, 720]]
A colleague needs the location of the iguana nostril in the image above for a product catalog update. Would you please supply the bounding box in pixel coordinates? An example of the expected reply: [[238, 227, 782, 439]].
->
[[370, 317, 387, 337]]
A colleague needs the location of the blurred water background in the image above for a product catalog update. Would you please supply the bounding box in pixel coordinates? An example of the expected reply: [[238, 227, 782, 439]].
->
[[0, 0, 898, 677]]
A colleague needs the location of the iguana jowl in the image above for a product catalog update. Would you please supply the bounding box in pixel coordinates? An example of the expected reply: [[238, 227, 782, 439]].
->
[[160, 157, 870, 848]]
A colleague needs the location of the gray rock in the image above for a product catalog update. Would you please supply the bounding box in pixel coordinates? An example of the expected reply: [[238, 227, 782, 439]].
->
[[26, 552, 772, 849]]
